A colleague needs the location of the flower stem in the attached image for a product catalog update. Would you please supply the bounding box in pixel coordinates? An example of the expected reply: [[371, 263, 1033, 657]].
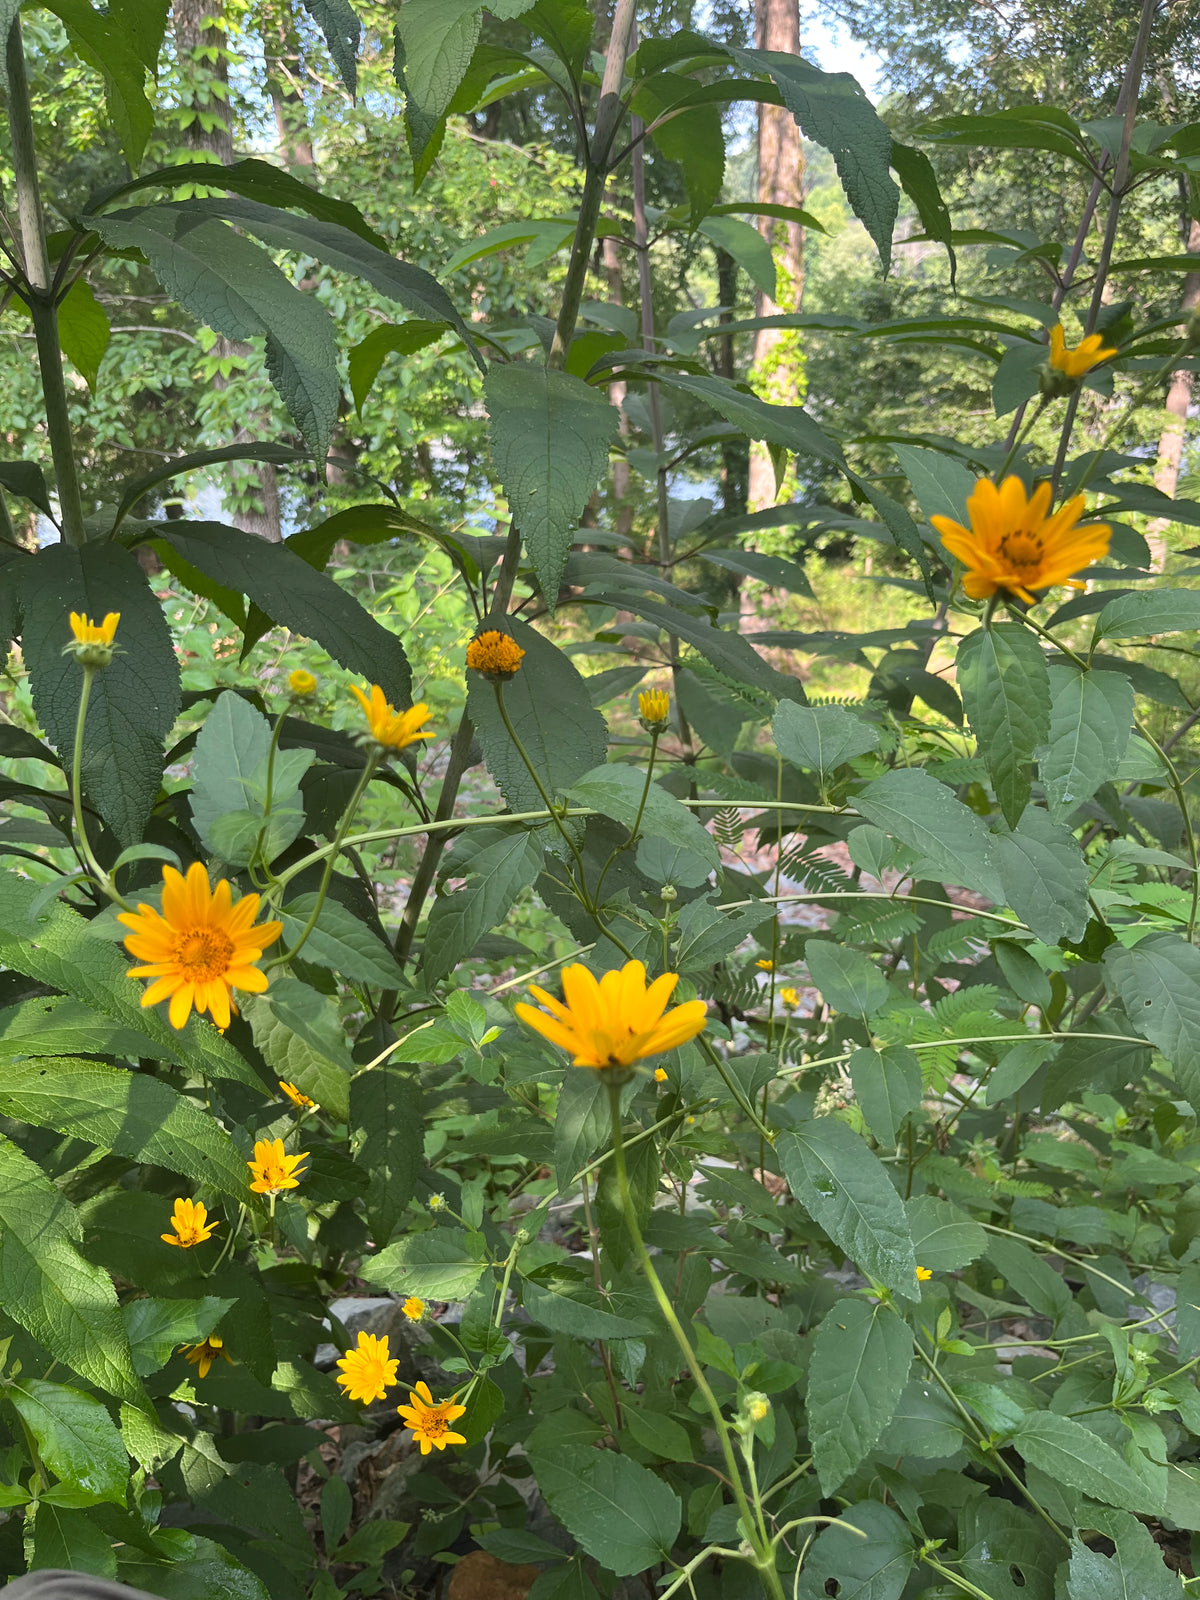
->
[[69, 666, 128, 906]]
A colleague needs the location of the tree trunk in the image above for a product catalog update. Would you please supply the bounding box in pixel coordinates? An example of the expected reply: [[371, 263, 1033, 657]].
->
[[602, 234, 634, 541], [171, 0, 234, 163], [747, 0, 805, 512], [1147, 212, 1200, 571], [266, 3, 316, 170]]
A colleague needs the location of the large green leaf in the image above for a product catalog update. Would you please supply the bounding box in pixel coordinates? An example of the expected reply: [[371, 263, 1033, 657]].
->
[[855, 767, 1002, 900], [1104, 934, 1200, 1113], [349, 320, 451, 414], [640, 76, 725, 231], [774, 701, 879, 783], [280, 894, 402, 987], [905, 1194, 986, 1270], [242, 978, 354, 1121], [485, 364, 619, 607], [18, 541, 180, 844], [957, 624, 1050, 827], [565, 764, 720, 870], [657, 370, 842, 464], [156, 522, 412, 707], [0, 1057, 252, 1199], [778, 1119, 917, 1297], [1010, 1411, 1163, 1515], [423, 825, 545, 985], [88, 207, 339, 457], [189, 690, 311, 868], [362, 1226, 489, 1300], [1040, 666, 1133, 822], [123, 1295, 232, 1376], [529, 1444, 681, 1577], [805, 1298, 913, 1493], [696, 215, 774, 297], [794, 1499, 913, 1600], [351, 1067, 422, 1245], [298, 0, 360, 94], [57, 280, 110, 393], [0, 1134, 143, 1404], [45, 0, 154, 164], [522, 1280, 653, 1341], [1067, 1517, 1183, 1600], [1094, 589, 1200, 642], [805, 942, 891, 1020], [0, 995, 171, 1061], [849, 1045, 921, 1145], [9, 1379, 128, 1507], [992, 806, 1089, 943]]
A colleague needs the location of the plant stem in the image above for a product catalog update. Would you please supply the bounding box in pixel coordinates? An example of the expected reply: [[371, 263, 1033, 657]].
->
[[1134, 719, 1199, 937], [5, 18, 86, 546], [69, 666, 118, 898], [492, 680, 587, 882], [393, 707, 476, 970]]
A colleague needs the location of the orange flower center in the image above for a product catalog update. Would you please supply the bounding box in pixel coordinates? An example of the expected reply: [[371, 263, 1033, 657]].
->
[[175, 928, 234, 980], [422, 1413, 449, 1437], [997, 531, 1044, 572]]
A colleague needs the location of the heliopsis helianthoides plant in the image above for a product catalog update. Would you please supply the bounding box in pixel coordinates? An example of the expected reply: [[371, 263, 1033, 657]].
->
[[396, 1382, 468, 1456], [335, 1332, 400, 1403], [349, 682, 435, 753], [515, 959, 708, 1077], [1047, 321, 1118, 380], [180, 1336, 231, 1379], [247, 1138, 308, 1198], [931, 476, 1111, 606], [161, 1198, 219, 1248]]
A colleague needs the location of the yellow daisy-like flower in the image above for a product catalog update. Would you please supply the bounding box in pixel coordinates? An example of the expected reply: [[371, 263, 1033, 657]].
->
[[350, 683, 434, 752], [653, 1067, 668, 1083], [118, 862, 283, 1031], [930, 477, 1110, 607], [397, 1381, 468, 1456], [402, 1296, 426, 1323], [916, 1265, 933, 1282], [180, 1335, 231, 1379], [780, 986, 801, 1010], [756, 958, 774, 973], [279, 1079, 316, 1111], [515, 959, 708, 1072], [1048, 323, 1117, 380], [335, 1332, 399, 1404], [427, 1193, 447, 1212], [247, 1137, 308, 1195], [288, 668, 317, 697], [466, 630, 525, 680], [161, 1197, 218, 1249], [65, 611, 120, 667], [637, 688, 670, 731]]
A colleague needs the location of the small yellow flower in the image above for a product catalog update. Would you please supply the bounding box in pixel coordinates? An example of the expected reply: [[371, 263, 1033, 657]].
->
[[180, 1335, 231, 1379], [516, 960, 708, 1073], [1047, 323, 1117, 380], [350, 684, 435, 753], [402, 1296, 426, 1322], [654, 1067, 668, 1083], [279, 1079, 316, 1111], [745, 1393, 771, 1423], [466, 630, 525, 680], [335, 1332, 399, 1404], [930, 477, 1110, 607], [288, 668, 317, 697], [397, 1381, 468, 1456], [65, 611, 120, 667], [247, 1137, 308, 1195], [780, 986, 801, 1010], [427, 1193, 447, 1212], [119, 862, 283, 1031], [638, 688, 670, 731], [916, 1265, 933, 1282], [161, 1197, 218, 1249], [756, 958, 774, 973]]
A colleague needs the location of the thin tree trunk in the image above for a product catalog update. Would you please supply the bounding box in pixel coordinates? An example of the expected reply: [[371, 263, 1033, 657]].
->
[[1147, 212, 1200, 571], [266, 5, 316, 170], [748, 0, 805, 511], [602, 234, 634, 541], [172, 0, 234, 163]]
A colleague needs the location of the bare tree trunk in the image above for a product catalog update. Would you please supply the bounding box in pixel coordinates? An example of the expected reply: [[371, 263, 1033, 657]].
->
[[747, 0, 805, 511], [172, 0, 234, 162], [1147, 212, 1200, 571], [602, 234, 635, 542], [266, 4, 316, 170]]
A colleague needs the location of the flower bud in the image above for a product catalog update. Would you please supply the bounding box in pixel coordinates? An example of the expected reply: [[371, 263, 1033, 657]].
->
[[63, 611, 120, 669]]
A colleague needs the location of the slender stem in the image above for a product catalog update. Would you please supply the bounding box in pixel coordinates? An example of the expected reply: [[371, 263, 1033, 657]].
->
[[594, 732, 659, 906], [269, 753, 379, 967], [394, 707, 476, 969], [492, 681, 587, 882], [699, 1034, 775, 1143], [69, 667, 118, 898], [5, 19, 86, 545], [1135, 720, 1199, 937], [921, 1554, 1009, 1600], [780, 1030, 1150, 1079]]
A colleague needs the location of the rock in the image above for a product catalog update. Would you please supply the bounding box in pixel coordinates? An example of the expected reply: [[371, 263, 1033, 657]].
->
[[446, 1551, 541, 1600]]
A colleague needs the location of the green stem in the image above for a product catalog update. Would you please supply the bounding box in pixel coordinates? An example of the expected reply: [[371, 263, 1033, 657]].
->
[[994, 396, 1048, 482], [492, 681, 587, 880], [921, 1554, 1008, 1600], [1135, 720, 1199, 938], [393, 707, 476, 970], [69, 666, 124, 902], [780, 1029, 1149, 1079], [699, 1034, 775, 1143], [250, 708, 289, 883], [606, 1084, 785, 1600], [594, 732, 659, 906]]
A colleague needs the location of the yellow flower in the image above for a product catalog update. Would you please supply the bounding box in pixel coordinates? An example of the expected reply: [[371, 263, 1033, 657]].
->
[[335, 1332, 399, 1403], [247, 1137, 308, 1195], [654, 1067, 668, 1083], [427, 1193, 447, 1212], [638, 688, 670, 730], [350, 684, 435, 752], [118, 862, 283, 1031], [745, 1393, 771, 1423], [1048, 323, 1116, 380], [279, 1079, 316, 1111], [402, 1296, 426, 1322], [780, 986, 801, 1010], [180, 1335, 230, 1379], [515, 959, 708, 1072], [916, 1265, 933, 1282], [65, 611, 120, 667], [930, 477, 1110, 606], [288, 668, 317, 697], [161, 1197, 218, 1249], [396, 1381, 468, 1455], [756, 958, 774, 973], [466, 630, 525, 680]]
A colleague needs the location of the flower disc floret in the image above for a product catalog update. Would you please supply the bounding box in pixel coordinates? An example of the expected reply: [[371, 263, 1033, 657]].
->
[[65, 611, 120, 667], [336, 1332, 399, 1403], [930, 476, 1110, 606], [248, 1137, 308, 1195], [466, 630, 525, 680], [515, 959, 708, 1072], [162, 1197, 218, 1249], [118, 862, 283, 1031], [288, 669, 317, 697], [1048, 323, 1117, 380], [350, 684, 434, 752], [397, 1381, 468, 1455]]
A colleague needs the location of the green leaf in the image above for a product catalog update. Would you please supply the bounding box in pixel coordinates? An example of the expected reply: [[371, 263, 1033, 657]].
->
[[467, 620, 607, 818], [349, 320, 451, 414], [297, 0, 360, 94], [991, 341, 1046, 418], [622, 1407, 694, 1464], [794, 1499, 913, 1600], [0, 995, 170, 1060], [0, 459, 53, 516], [849, 1045, 920, 1145], [242, 979, 354, 1121], [1094, 588, 1200, 642], [696, 215, 774, 297], [731, 47, 898, 268], [805, 942, 890, 1020], [890, 141, 955, 282], [774, 701, 879, 782], [891, 442, 976, 530], [45, 0, 154, 164], [361, 1226, 489, 1301], [992, 806, 1089, 943], [122, 1296, 232, 1376], [566, 764, 719, 870], [1067, 1515, 1183, 1600], [423, 826, 544, 986], [642, 78, 724, 232], [351, 1067, 421, 1245], [1040, 666, 1133, 822], [918, 105, 1093, 165], [778, 1119, 918, 1297], [529, 1444, 681, 1577], [10, 1380, 128, 1507], [553, 1070, 609, 1194], [672, 896, 774, 975], [0, 1057, 254, 1200], [0, 1133, 143, 1404], [57, 280, 109, 392], [905, 1194, 986, 1271], [1010, 1412, 1164, 1515], [395, 0, 484, 148], [157, 522, 412, 707], [189, 691, 276, 864], [1104, 934, 1200, 1113], [656, 370, 842, 465], [957, 624, 1050, 827], [522, 1279, 653, 1340], [280, 895, 402, 987], [88, 207, 339, 457], [485, 364, 619, 607], [32, 1504, 116, 1578], [701, 548, 814, 596], [334, 1518, 413, 1565], [855, 767, 1002, 900], [805, 1299, 913, 1493], [18, 541, 181, 845]]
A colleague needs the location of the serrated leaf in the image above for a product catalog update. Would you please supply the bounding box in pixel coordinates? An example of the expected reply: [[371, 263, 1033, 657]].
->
[[0, 995, 170, 1060], [1040, 666, 1133, 822], [794, 1499, 913, 1600], [522, 1279, 653, 1340], [805, 1298, 913, 1493], [423, 826, 544, 986], [57, 279, 109, 392], [298, 0, 360, 94], [657, 369, 842, 464], [774, 700, 879, 782], [805, 942, 891, 1020], [529, 1444, 681, 1577], [1011, 1411, 1163, 1515], [361, 1226, 489, 1301], [957, 624, 1050, 827], [696, 215, 773, 296], [351, 1067, 421, 1245], [45, 0, 154, 164], [855, 767, 1002, 900], [280, 894, 402, 987], [1067, 1515, 1183, 1600], [905, 1194, 986, 1270], [485, 364, 618, 607], [349, 319, 450, 414], [122, 1295, 232, 1377], [992, 806, 1089, 943], [188, 690, 271, 861], [242, 978, 354, 1120], [566, 764, 719, 869], [0, 459, 53, 515], [850, 1045, 921, 1144], [1104, 934, 1200, 1113], [10, 1380, 128, 1507], [701, 547, 814, 596], [778, 1119, 917, 1297], [1094, 588, 1200, 641]]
